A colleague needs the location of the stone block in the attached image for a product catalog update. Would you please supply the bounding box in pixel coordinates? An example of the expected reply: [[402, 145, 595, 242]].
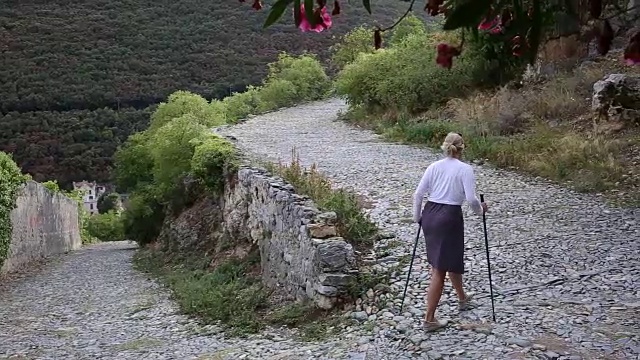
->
[[592, 74, 640, 126], [307, 223, 337, 239], [314, 238, 356, 272]]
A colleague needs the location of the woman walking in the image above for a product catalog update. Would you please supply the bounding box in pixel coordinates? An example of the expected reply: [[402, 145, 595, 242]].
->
[[412, 132, 488, 331]]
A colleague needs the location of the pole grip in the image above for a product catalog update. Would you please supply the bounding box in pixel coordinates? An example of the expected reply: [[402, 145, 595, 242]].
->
[[480, 194, 485, 202]]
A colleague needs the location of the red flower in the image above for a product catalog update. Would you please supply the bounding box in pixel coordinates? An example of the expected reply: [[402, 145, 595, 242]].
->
[[298, 4, 332, 32], [436, 43, 461, 69], [252, 0, 262, 10], [478, 17, 503, 34]]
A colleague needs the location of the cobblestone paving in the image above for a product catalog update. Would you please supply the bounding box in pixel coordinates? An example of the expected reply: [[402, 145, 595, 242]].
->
[[217, 99, 640, 359], [1, 99, 638, 360]]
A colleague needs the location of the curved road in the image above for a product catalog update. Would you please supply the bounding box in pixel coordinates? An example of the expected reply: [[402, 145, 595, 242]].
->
[[1, 99, 638, 359]]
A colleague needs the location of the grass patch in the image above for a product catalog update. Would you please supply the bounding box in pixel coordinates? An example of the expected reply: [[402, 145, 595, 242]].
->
[[134, 247, 348, 339], [341, 63, 640, 205], [265, 149, 378, 247]]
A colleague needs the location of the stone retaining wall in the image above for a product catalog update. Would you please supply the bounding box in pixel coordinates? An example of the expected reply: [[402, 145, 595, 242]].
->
[[222, 167, 357, 309]]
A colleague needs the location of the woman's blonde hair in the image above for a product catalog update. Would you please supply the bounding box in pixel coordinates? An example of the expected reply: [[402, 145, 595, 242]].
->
[[441, 132, 465, 156]]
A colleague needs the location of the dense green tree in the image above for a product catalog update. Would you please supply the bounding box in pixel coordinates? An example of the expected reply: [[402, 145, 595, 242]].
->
[[97, 192, 121, 214], [0, 108, 151, 189]]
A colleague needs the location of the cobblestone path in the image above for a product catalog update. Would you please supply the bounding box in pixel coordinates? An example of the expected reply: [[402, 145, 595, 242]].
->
[[1, 99, 638, 360]]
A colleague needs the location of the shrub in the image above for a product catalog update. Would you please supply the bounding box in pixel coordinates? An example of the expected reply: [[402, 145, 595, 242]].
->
[[223, 86, 261, 123], [359, 62, 640, 198], [388, 13, 427, 46], [113, 132, 154, 193], [265, 53, 332, 102], [336, 30, 483, 114], [330, 26, 376, 70], [0, 152, 28, 268], [87, 211, 125, 242], [150, 114, 208, 199], [209, 99, 228, 124], [97, 192, 121, 214], [256, 79, 298, 112], [42, 180, 60, 193], [121, 185, 165, 246], [149, 90, 226, 131], [191, 134, 239, 193]]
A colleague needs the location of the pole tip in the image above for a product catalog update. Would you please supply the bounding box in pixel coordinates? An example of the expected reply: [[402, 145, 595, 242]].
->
[[480, 194, 485, 202]]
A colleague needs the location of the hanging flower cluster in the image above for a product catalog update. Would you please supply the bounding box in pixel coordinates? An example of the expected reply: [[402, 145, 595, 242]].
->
[[246, 0, 639, 68], [298, 4, 333, 32], [243, 0, 339, 33]]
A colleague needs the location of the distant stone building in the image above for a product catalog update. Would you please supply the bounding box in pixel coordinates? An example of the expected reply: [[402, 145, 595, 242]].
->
[[72, 181, 107, 215]]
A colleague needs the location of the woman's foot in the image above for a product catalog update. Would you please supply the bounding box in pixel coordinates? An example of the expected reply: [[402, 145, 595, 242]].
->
[[458, 292, 476, 311], [423, 319, 449, 332]]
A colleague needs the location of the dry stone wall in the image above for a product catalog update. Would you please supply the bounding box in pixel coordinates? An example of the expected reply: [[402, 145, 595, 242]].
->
[[222, 167, 358, 309], [1, 181, 82, 274], [158, 166, 360, 310]]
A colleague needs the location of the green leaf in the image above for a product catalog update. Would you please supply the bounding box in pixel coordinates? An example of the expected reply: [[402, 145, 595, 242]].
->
[[363, 0, 372, 14], [442, 0, 495, 31], [304, 0, 316, 27], [263, 0, 295, 28]]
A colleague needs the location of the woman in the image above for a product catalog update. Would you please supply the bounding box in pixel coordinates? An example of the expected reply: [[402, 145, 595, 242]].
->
[[412, 132, 488, 332]]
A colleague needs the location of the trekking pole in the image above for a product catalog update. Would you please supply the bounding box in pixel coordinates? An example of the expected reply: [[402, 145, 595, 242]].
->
[[480, 194, 497, 322], [400, 223, 421, 313]]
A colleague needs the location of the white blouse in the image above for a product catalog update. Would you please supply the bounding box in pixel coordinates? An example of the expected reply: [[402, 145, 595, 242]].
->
[[412, 157, 483, 221]]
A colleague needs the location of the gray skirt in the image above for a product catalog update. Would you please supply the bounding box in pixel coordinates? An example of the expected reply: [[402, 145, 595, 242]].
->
[[420, 201, 465, 274]]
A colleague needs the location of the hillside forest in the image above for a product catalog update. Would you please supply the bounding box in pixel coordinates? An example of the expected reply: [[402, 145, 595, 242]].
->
[[0, 0, 422, 189]]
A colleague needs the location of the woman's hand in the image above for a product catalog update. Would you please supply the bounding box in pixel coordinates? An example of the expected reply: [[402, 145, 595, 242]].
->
[[481, 202, 489, 214]]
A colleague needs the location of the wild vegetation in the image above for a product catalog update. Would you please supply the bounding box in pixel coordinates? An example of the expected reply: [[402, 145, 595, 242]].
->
[[264, 150, 377, 248], [115, 53, 331, 245], [0, 0, 425, 188], [114, 53, 371, 336], [0, 108, 152, 189], [333, 14, 640, 205], [0, 0, 421, 113]]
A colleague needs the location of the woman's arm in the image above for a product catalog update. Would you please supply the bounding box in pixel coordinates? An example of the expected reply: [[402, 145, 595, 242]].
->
[[462, 165, 484, 215], [413, 167, 431, 222]]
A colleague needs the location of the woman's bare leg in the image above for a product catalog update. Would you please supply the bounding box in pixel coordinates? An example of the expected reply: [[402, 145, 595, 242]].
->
[[425, 267, 446, 322], [448, 272, 466, 301]]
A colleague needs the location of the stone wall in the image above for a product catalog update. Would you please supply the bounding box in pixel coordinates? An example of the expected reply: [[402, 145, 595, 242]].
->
[[224, 167, 357, 309], [1, 181, 82, 274], [158, 167, 359, 309]]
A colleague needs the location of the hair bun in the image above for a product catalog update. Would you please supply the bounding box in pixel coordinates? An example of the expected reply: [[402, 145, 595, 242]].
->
[[441, 132, 464, 156]]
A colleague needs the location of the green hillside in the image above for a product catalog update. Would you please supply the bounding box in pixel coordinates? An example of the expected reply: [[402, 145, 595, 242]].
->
[[0, 0, 425, 188], [0, 108, 152, 186], [0, 0, 421, 113]]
